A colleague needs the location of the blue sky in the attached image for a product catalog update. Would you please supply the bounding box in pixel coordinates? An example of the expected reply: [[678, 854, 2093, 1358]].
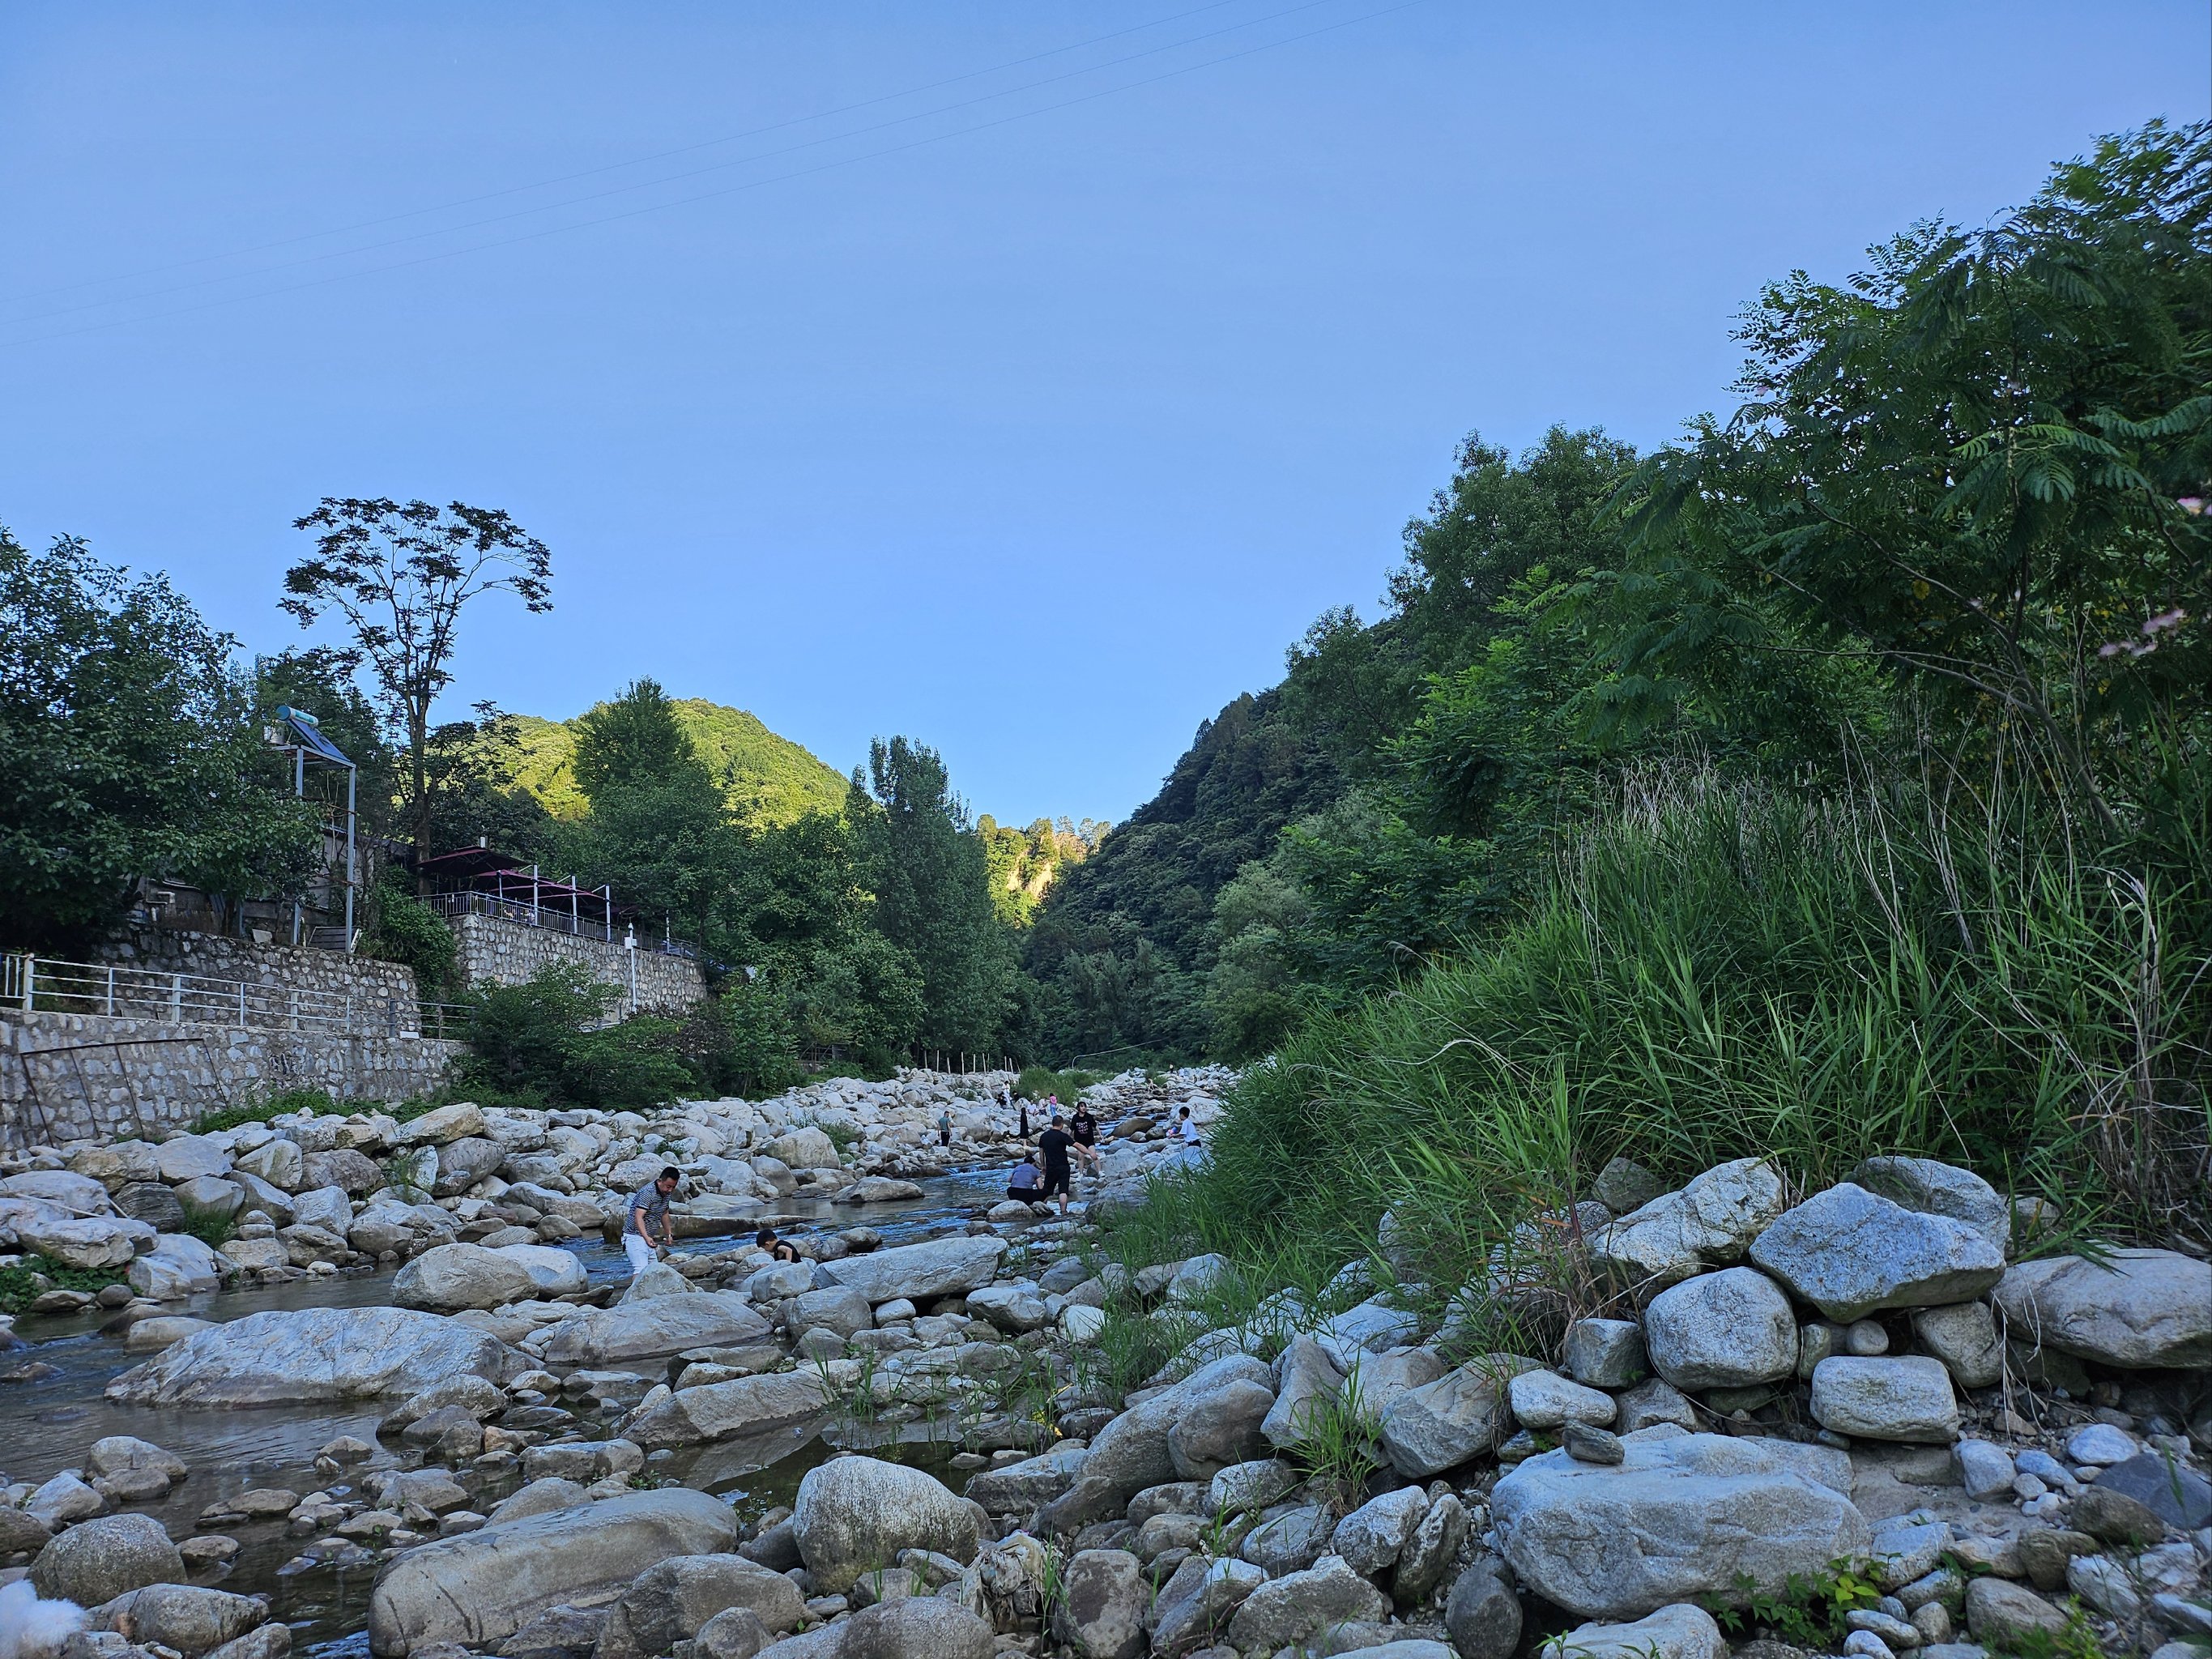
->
[[2, 4, 2204, 826]]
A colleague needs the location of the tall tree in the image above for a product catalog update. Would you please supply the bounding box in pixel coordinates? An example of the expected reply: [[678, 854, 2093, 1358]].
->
[[855, 736, 1013, 1051], [282, 498, 552, 849], [1613, 120, 2212, 830], [571, 678, 706, 804], [2, 527, 319, 947]]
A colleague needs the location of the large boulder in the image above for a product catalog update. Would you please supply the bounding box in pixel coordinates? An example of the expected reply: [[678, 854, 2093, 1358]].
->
[[1553, 1603, 1728, 1659], [127, 1233, 223, 1300], [791, 1456, 979, 1594], [1808, 1356, 1960, 1444], [624, 1369, 829, 1448], [590, 1553, 806, 1658], [495, 1243, 589, 1297], [99, 1584, 268, 1654], [1224, 1557, 1391, 1654], [1379, 1354, 1540, 1478], [837, 1597, 994, 1659], [107, 1306, 518, 1405], [19, 1213, 156, 1271], [1166, 1379, 1273, 1479], [2, 1169, 115, 1211], [1079, 1356, 1275, 1499], [433, 1137, 506, 1196], [393, 1243, 539, 1311], [30, 1514, 185, 1605], [394, 1102, 486, 1145], [816, 1235, 1007, 1304], [1991, 1249, 2212, 1369], [1849, 1157, 2010, 1254], [1643, 1268, 1798, 1390], [783, 1286, 874, 1341], [1149, 1556, 1265, 1656], [1492, 1430, 1870, 1618], [535, 1291, 771, 1366], [1589, 1159, 1785, 1289], [233, 1137, 305, 1192], [1051, 1549, 1147, 1659], [761, 1128, 840, 1170], [155, 1135, 232, 1183], [367, 1487, 738, 1656], [1910, 1300, 2004, 1388], [1260, 1337, 1344, 1454], [965, 1443, 1090, 1512], [301, 1148, 383, 1194], [1748, 1184, 2005, 1322], [113, 1182, 188, 1230], [290, 1185, 354, 1235], [71, 1142, 164, 1192]]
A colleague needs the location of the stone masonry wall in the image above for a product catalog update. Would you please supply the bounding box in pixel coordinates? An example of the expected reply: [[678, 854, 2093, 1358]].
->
[[86, 923, 422, 1029], [0, 1009, 463, 1149], [448, 911, 705, 1019]]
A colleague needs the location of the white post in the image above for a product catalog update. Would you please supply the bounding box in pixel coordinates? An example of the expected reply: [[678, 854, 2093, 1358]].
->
[[238, 979, 247, 1026], [171, 973, 182, 1022], [21, 957, 32, 1013], [106, 965, 115, 1017]]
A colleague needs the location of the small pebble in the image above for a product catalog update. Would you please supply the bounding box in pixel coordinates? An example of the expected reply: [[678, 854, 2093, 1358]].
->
[[1562, 1422, 1625, 1465], [1844, 1320, 1890, 1356]]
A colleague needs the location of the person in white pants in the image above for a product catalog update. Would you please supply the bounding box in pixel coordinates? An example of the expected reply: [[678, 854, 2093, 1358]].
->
[[625, 1168, 680, 1275]]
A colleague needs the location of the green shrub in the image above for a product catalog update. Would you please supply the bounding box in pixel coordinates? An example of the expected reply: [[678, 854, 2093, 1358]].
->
[[693, 979, 804, 1098], [190, 1085, 340, 1134], [1015, 1064, 1103, 1104], [1111, 763, 2212, 1356], [360, 868, 458, 996], [0, 1255, 122, 1315], [458, 962, 702, 1108]]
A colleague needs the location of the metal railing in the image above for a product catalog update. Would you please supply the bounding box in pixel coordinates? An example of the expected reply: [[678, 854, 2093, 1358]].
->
[[431, 888, 614, 940], [432, 889, 702, 957], [2, 952, 445, 1039]]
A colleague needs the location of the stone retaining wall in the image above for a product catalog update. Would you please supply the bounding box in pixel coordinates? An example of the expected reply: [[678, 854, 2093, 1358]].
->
[[88, 923, 421, 1020], [449, 912, 705, 1018], [0, 1009, 462, 1149]]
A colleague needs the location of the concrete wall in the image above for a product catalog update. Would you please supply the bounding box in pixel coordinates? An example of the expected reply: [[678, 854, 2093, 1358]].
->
[[0, 1009, 462, 1150], [448, 911, 705, 1019]]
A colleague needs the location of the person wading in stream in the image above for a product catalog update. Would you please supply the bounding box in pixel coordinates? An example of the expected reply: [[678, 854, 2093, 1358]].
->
[[1038, 1114, 1076, 1217], [627, 1166, 680, 1276]]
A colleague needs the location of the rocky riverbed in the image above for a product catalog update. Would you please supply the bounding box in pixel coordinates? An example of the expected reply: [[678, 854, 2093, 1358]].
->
[[0, 1067, 1231, 1659], [3, 1077, 2208, 1659]]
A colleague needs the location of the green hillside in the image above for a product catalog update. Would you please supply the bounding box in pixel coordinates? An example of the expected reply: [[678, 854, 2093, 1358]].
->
[[509, 698, 847, 825]]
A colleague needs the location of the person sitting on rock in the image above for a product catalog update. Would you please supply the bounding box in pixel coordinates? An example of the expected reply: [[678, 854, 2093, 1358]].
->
[[1068, 1102, 1101, 1173], [755, 1226, 802, 1264], [1006, 1156, 1043, 1205], [626, 1166, 680, 1275]]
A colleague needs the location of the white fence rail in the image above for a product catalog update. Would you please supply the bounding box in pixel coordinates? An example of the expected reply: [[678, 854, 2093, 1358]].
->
[[1, 953, 466, 1040]]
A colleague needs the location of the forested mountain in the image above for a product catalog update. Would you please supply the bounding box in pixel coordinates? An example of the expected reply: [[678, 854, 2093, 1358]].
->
[[1023, 687, 1341, 1061], [1028, 123, 2212, 1074], [506, 698, 846, 825]]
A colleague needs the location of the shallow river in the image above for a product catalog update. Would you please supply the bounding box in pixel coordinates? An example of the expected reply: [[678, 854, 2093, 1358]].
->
[[0, 1166, 1019, 1652]]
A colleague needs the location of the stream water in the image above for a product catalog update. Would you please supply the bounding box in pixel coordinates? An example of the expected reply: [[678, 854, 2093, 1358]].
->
[[0, 1165, 1022, 1651]]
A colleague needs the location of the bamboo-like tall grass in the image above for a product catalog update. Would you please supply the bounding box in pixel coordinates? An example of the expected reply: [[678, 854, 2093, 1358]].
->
[[1114, 758, 2210, 1301]]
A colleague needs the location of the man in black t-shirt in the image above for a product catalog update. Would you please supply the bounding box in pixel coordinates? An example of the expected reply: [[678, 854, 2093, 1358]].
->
[[1068, 1104, 1100, 1174], [1037, 1115, 1075, 1217]]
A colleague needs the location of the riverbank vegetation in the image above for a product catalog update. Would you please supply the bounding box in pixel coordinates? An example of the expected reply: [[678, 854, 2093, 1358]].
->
[[1076, 119, 2212, 1272]]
